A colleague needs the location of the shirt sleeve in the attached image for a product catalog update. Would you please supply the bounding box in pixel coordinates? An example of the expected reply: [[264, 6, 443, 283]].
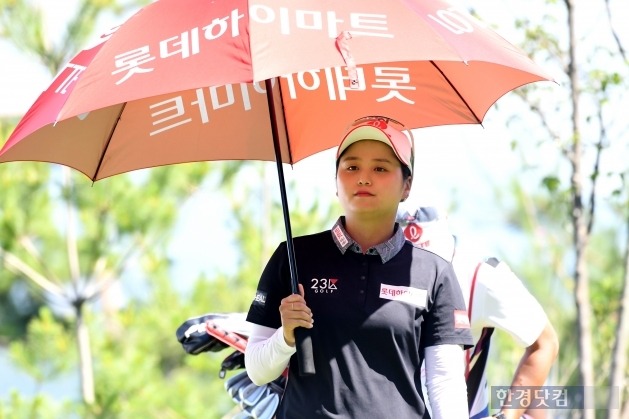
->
[[422, 260, 474, 349], [246, 243, 292, 329], [472, 260, 548, 347], [244, 243, 296, 385]]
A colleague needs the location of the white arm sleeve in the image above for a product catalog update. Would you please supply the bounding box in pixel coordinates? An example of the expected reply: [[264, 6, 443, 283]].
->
[[425, 344, 468, 419], [244, 323, 296, 385]]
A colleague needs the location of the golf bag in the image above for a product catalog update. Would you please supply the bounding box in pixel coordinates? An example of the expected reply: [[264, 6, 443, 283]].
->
[[176, 313, 286, 419]]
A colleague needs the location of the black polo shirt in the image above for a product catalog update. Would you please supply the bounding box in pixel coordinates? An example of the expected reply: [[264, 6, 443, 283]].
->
[[246, 218, 473, 418]]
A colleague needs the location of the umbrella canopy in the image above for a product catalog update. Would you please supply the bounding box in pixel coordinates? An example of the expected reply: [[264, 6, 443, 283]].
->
[[0, 0, 554, 181]]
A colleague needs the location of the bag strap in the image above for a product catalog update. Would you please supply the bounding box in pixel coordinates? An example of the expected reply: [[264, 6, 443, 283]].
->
[[465, 259, 497, 413], [465, 261, 483, 374]]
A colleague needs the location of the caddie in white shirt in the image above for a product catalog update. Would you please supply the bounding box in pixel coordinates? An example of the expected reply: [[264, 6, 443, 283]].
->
[[397, 206, 559, 419]]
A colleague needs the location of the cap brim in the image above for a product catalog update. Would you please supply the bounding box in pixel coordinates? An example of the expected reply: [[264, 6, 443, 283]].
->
[[338, 126, 394, 156], [337, 126, 412, 174]]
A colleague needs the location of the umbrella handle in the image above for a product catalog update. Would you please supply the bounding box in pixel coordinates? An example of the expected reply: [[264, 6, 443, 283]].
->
[[295, 328, 316, 376], [265, 78, 316, 376]]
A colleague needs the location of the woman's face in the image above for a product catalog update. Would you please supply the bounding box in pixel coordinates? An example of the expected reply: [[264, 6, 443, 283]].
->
[[336, 140, 412, 219]]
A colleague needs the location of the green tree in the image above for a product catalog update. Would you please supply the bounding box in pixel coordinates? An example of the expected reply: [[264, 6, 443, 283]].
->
[[0, 0, 211, 406], [9, 307, 75, 391], [469, 1, 628, 417], [0, 163, 50, 341], [1, 163, 212, 406]]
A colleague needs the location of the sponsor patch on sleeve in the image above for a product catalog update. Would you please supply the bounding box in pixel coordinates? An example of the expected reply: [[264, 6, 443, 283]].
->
[[253, 290, 267, 307], [454, 309, 471, 329]]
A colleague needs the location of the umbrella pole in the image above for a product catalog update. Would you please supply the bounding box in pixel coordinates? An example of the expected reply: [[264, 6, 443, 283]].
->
[[264, 78, 315, 376]]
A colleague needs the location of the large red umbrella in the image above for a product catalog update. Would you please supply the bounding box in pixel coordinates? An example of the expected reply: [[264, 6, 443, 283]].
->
[[0, 0, 555, 179], [0, 0, 554, 374]]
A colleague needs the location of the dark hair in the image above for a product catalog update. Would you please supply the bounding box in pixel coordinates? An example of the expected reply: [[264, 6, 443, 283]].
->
[[401, 164, 412, 180]]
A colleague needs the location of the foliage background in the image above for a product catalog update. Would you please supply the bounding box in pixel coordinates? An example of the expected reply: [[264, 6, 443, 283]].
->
[[0, 0, 627, 418]]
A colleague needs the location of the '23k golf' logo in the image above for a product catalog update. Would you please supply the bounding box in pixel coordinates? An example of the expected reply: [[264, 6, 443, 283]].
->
[[310, 278, 338, 294]]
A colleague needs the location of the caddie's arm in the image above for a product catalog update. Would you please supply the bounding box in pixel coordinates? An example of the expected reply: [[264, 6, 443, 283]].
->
[[501, 321, 559, 419]]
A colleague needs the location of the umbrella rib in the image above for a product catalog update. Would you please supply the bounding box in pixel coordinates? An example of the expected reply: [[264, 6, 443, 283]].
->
[[429, 61, 482, 125], [92, 103, 126, 181], [275, 80, 294, 164]]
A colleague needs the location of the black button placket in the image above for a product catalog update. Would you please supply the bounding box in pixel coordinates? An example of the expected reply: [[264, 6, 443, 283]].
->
[[358, 258, 368, 299]]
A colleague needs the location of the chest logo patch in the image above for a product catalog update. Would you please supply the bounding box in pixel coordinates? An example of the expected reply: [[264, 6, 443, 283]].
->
[[311, 278, 338, 294], [380, 284, 427, 308]]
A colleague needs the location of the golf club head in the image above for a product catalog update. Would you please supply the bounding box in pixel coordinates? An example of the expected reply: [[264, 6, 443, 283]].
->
[[239, 381, 267, 408], [250, 390, 280, 419], [232, 409, 253, 419], [240, 388, 269, 415], [225, 370, 250, 397], [230, 378, 249, 405]]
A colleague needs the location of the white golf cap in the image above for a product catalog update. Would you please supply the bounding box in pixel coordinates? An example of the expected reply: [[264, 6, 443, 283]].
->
[[336, 117, 414, 175]]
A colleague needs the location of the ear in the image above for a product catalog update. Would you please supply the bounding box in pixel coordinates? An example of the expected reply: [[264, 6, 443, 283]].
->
[[400, 177, 412, 202]]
